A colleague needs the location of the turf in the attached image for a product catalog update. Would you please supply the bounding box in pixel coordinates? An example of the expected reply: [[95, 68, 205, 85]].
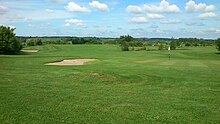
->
[[0, 44, 220, 123]]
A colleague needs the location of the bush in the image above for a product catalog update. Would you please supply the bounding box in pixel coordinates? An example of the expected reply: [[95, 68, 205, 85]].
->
[[158, 44, 164, 50], [121, 42, 129, 51], [216, 38, 220, 51], [170, 40, 177, 50], [35, 39, 43, 45], [27, 40, 35, 46], [0, 26, 22, 54]]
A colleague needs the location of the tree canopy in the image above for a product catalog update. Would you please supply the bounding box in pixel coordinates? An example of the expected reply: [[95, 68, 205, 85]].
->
[[119, 35, 134, 51], [217, 38, 220, 51], [0, 26, 22, 54]]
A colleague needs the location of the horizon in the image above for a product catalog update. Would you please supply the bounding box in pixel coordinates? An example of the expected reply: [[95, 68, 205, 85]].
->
[[16, 35, 218, 40], [1, 0, 220, 39]]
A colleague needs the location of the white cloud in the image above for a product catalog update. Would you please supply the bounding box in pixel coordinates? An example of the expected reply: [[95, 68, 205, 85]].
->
[[129, 14, 163, 24], [0, 4, 8, 14], [147, 13, 164, 19], [143, 0, 180, 13], [160, 19, 181, 24], [65, 2, 91, 13], [130, 17, 149, 23], [45, 9, 54, 13], [65, 18, 83, 23], [185, 0, 215, 12], [206, 28, 220, 34], [89, 1, 109, 12], [126, 5, 143, 14], [64, 23, 70, 26], [65, 18, 85, 27], [198, 12, 217, 19]]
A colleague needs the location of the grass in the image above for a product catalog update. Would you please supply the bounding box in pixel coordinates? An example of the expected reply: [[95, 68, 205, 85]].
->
[[0, 44, 220, 123]]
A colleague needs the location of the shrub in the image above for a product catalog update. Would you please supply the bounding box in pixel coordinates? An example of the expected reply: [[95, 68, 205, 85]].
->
[[216, 38, 220, 51], [158, 44, 164, 50], [170, 40, 177, 50], [35, 39, 43, 45], [0, 26, 22, 54], [121, 42, 129, 51], [27, 40, 35, 46]]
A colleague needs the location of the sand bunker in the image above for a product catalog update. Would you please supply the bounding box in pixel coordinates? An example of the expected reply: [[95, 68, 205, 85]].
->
[[21, 50, 39, 53], [45, 59, 96, 66]]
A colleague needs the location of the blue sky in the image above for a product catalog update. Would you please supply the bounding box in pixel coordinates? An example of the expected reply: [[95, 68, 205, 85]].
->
[[0, 0, 219, 38]]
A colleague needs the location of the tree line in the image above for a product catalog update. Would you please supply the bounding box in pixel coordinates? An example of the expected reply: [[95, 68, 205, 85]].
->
[[0, 25, 220, 54]]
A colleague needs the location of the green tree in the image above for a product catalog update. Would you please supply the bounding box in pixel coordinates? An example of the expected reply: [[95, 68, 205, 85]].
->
[[170, 40, 177, 50], [158, 43, 164, 50], [27, 39, 36, 46], [216, 38, 220, 51], [35, 39, 43, 45], [119, 35, 134, 51], [0, 26, 22, 54]]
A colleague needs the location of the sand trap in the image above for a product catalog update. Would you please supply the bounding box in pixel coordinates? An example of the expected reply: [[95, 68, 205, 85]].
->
[[21, 50, 39, 53], [45, 59, 96, 66]]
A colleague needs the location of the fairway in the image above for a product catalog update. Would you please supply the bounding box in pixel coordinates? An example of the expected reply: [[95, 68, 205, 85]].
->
[[0, 44, 220, 123]]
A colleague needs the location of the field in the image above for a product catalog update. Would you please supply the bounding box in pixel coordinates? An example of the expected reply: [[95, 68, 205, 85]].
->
[[0, 44, 220, 123]]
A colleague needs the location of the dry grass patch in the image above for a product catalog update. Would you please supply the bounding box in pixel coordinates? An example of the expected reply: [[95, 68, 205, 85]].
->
[[45, 59, 96, 66], [21, 50, 39, 53]]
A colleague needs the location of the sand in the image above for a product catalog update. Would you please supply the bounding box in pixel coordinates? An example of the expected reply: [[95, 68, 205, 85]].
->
[[45, 59, 96, 66], [21, 50, 39, 53]]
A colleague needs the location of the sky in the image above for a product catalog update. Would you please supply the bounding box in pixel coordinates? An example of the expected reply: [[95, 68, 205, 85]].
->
[[0, 0, 220, 39]]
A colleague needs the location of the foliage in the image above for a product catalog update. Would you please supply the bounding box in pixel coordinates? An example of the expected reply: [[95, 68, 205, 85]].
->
[[178, 38, 213, 47], [120, 40, 129, 51], [0, 26, 22, 54], [216, 38, 220, 51], [27, 40, 36, 46], [119, 35, 134, 51], [26, 39, 43, 46], [170, 40, 177, 50], [158, 43, 164, 50], [35, 39, 43, 45]]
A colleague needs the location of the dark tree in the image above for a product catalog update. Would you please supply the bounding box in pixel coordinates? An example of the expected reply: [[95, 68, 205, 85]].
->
[[27, 39, 36, 46], [170, 40, 177, 50], [119, 35, 134, 51], [36, 39, 43, 45], [0, 26, 22, 54], [217, 38, 220, 51], [158, 43, 164, 50]]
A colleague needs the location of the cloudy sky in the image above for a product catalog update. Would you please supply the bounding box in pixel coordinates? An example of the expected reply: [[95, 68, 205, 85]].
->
[[0, 0, 219, 38]]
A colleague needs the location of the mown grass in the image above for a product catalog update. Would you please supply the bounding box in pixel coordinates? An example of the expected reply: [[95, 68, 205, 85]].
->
[[0, 44, 220, 123]]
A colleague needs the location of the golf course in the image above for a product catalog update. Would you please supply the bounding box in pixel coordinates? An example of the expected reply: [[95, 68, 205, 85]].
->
[[0, 44, 219, 123]]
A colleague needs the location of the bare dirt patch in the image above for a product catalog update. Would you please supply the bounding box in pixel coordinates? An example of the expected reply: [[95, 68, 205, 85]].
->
[[45, 59, 97, 66], [21, 50, 39, 53]]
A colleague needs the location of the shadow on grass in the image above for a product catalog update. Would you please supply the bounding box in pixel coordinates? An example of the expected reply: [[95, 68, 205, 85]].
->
[[16, 51, 34, 55], [176, 48, 192, 50], [0, 51, 31, 55]]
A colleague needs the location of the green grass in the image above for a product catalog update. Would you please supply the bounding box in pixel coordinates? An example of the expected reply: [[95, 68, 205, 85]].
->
[[0, 44, 220, 123]]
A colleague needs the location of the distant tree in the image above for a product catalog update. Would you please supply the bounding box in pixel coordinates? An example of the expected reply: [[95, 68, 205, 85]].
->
[[170, 40, 177, 50], [119, 35, 134, 51], [217, 38, 220, 51], [0, 26, 22, 54], [35, 39, 43, 45], [27, 39, 35, 46], [185, 42, 191, 47], [158, 43, 164, 50]]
